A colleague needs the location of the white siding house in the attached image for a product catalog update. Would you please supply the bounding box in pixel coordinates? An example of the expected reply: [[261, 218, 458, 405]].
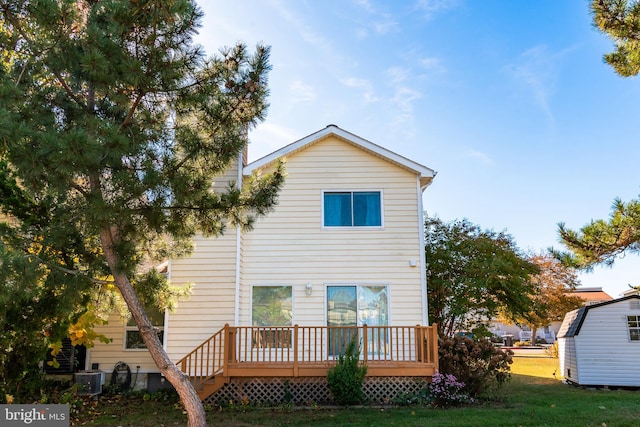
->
[[491, 287, 614, 345], [557, 295, 640, 387], [86, 125, 438, 396]]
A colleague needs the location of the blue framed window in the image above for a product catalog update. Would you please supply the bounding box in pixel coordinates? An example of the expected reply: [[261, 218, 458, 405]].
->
[[323, 191, 382, 227]]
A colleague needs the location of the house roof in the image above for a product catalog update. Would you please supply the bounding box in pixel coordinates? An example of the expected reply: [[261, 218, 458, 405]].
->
[[557, 295, 640, 338], [244, 125, 437, 189], [568, 287, 614, 304]]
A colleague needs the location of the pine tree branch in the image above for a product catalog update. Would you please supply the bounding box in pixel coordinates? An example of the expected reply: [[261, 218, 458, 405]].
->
[[1, 5, 86, 107], [119, 92, 145, 131]]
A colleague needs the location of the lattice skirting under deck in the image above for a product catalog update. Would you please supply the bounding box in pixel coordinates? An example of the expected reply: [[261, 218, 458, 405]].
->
[[204, 377, 429, 406]]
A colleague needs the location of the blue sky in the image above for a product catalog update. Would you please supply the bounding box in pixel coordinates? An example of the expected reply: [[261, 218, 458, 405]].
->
[[195, 0, 640, 298]]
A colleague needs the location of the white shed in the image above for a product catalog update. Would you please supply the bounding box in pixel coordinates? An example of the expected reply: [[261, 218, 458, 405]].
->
[[557, 295, 640, 387]]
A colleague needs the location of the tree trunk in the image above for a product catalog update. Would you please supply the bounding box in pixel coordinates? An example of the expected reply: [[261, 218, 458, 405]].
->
[[530, 325, 538, 345], [99, 227, 206, 427]]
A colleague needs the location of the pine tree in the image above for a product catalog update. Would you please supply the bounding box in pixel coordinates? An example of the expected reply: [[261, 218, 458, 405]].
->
[[553, 2, 640, 274], [0, 1, 284, 425], [556, 198, 640, 269], [591, 0, 640, 77]]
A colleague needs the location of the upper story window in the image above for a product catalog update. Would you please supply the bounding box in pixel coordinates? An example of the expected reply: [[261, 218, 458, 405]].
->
[[628, 315, 640, 341], [323, 191, 382, 227]]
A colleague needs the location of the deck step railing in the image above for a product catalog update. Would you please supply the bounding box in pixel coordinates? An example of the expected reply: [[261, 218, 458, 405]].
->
[[176, 325, 227, 391]]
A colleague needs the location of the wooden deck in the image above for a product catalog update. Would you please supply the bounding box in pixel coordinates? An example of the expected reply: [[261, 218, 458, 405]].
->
[[176, 324, 439, 401]]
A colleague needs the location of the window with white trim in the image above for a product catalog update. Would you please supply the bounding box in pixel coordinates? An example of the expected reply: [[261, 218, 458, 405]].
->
[[323, 191, 382, 227], [125, 306, 165, 350], [628, 315, 640, 341], [251, 286, 293, 348]]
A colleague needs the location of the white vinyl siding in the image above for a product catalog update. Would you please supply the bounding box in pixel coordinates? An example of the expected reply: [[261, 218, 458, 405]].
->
[[239, 135, 425, 327], [85, 313, 158, 373], [165, 232, 239, 361]]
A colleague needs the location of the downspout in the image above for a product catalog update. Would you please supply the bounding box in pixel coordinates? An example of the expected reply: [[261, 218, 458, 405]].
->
[[233, 149, 243, 326], [164, 261, 171, 351], [418, 177, 428, 326]]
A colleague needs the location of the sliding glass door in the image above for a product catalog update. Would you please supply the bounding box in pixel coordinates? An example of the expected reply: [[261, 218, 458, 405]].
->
[[327, 285, 388, 357]]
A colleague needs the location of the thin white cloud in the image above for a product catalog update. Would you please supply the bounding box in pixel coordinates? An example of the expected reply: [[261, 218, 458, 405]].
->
[[267, 0, 358, 75], [269, 0, 334, 55], [390, 87, 422, 125], [505, 44, 566, 122], [289, 81, 316, 103], [355, 27, 369, 40], [387, 66, 409, 84], [384, 65, 427, 125], [353, 0, 398, 36], [420, 57, 446, 73], [341, 77, 379, 103], [373, 20, 398, 35], [465, 148, 493, 165], [248, 122, 299, 161], [354, 0, 375, 13], [413, 0, 460, 19]]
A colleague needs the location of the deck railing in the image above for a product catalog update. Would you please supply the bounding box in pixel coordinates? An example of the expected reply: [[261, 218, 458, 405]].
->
[[177, 324, 438, 383]]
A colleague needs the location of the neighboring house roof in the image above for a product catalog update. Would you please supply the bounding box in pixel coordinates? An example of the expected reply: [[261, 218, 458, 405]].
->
[[244, 124, 437, 189], [557, 295, 640, 338], [567, 287, 613, 305]]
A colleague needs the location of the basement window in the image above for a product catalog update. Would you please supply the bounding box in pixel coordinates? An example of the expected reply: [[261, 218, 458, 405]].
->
[[627, 315, 640, 341], [125, 306, 165, 350]]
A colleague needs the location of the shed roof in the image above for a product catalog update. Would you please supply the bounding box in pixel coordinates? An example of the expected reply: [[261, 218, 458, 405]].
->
[[244, 125, 437, 189], [557, 295, 640, 338]]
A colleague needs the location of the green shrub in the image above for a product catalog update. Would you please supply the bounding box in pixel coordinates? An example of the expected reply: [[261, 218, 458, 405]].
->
[[1, 370, 73, 404], [391, 388, 430, 406], [438, 336, 513, 398], [327, 337, 367, 405]]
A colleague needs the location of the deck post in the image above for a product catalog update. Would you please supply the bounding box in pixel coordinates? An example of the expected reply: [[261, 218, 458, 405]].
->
[[223, 323, 232, 376], [362, 324, 368, 363], [431, 323, 439, 371], [293, 324, 299, 377], [415, 325, 423, 363]]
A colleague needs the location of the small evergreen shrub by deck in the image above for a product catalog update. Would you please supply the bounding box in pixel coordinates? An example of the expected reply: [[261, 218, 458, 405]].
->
[[327, 338, 367, 405], [438, 335, 513, 398]]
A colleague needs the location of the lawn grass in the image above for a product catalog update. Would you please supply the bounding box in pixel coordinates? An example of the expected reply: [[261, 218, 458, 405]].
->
[[78, 356, 640, 426]]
